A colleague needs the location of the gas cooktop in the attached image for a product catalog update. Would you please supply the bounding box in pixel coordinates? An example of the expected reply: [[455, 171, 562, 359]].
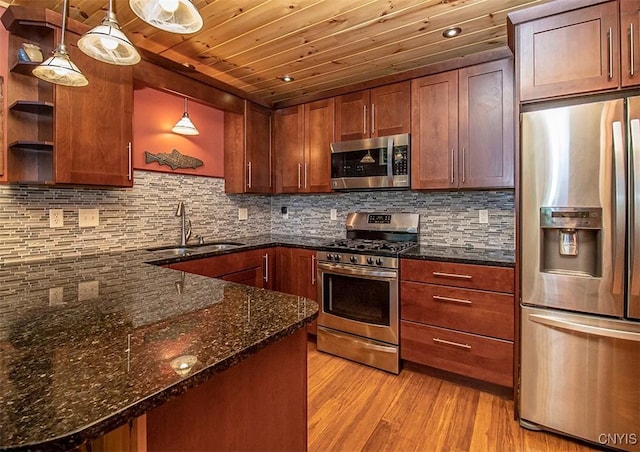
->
[[324, 239, 417, 254]]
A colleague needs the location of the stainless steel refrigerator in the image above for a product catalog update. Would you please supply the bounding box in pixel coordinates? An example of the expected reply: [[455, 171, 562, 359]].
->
[[520, 96, 640, 451]]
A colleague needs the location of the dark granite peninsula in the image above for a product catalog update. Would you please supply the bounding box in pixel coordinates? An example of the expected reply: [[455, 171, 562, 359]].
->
[[0, 251, 317, 451]]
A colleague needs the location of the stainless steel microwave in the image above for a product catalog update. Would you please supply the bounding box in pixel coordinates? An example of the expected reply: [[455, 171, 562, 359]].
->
[[330, 133, 410, 190]]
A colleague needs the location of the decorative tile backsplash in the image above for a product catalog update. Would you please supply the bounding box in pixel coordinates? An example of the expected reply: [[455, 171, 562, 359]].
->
[[271, 190, 515, 249], [0, 171, 514, 263], [0, 171, 271, 263]]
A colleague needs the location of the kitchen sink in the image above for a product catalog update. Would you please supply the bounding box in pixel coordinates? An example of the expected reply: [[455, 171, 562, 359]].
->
[[146, 242, 245, 255]]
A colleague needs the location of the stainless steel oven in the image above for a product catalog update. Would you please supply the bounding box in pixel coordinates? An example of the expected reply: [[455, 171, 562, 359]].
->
[[316, 212, 418, 374]]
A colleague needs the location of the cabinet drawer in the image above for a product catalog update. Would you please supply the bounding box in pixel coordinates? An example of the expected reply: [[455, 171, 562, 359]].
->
[[401, 281, 514, 340], [400, 321, 513, 387], [401, 259, 514, 293], [169, 249, 265, 278]]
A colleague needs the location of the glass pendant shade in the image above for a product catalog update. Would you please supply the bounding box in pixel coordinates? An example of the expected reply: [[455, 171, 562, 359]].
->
[[32, 44, 89, 87], [129, 0, 203, 34], [33, 0, 88, 86], [172, 98, 199, 135], [78, 10, 140, 65]]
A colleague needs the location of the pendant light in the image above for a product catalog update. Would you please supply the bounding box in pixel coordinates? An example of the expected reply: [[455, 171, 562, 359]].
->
[[129, 0, 203, 34], [32, 0, 88, 87], [172, 98, 199, 135], [78, 0, 140, 65]]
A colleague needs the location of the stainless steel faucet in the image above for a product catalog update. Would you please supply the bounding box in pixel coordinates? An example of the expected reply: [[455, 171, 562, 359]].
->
[[175, 201, 192, 247]]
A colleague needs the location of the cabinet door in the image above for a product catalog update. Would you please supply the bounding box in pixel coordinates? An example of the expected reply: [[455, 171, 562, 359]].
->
[[275, 247, 317, 300], [274, 105, 304, 193], [411, 72, 458, 190], [245, 102, 272, 194], [335, 90, 370, 141], [262, 247, 276, 290], [54, 39, 133, 186], [370, 81, 410, 137], [221, 267, 263, 288], [517, 2, 619, 101], [621, 0, 640, 87], [458, 59, 514, 189], [304, 98, 334, 193]]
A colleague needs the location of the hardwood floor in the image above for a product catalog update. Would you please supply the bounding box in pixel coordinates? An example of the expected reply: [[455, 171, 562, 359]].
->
[[307, 340, 598, 452]]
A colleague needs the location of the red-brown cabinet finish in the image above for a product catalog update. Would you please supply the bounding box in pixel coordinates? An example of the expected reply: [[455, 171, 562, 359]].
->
[[274, 99, 334, 193], [515, 1, 620, 101], [621, 0, 640, 87], [400, 258, 515, 387], [411, 59, 514, 190], [335, 81, 410, 141], [275, 247, 318, 334], [224, 101, 272, 194]]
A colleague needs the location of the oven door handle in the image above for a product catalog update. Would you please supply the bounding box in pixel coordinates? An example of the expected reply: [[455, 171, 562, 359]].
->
[[317, 262, 397, 280]]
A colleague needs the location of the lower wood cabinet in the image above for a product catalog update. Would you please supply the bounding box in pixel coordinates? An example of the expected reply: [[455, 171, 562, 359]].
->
[[168, 248, 274, 289], [400, 258, 515, 387], [275, 247, 318, 334]]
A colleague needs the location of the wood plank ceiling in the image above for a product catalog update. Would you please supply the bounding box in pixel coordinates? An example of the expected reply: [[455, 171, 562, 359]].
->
[[1, 0, 553, 106]]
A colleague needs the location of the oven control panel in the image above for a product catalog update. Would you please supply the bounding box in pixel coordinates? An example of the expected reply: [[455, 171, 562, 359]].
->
[[319, 252, 398, 269]]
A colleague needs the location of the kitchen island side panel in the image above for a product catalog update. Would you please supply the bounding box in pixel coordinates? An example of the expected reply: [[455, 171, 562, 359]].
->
[[146, 328, 308, 451]]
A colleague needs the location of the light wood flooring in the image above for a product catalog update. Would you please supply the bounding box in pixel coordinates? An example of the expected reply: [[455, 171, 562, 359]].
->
[[307, 340, 598, 452]]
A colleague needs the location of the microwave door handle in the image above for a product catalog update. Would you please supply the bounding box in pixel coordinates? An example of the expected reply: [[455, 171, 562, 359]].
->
[[387, 137, 394, 186]]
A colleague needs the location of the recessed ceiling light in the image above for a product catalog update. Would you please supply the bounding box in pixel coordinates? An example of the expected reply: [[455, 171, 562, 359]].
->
[[279, 75, 294, 82], [443, 27, 462, 38]]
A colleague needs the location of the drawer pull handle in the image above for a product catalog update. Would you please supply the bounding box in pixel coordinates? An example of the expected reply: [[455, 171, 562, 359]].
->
[[433, 295, 472, 305], [432, 271, 472, 280], [433, 337, 471, 350]]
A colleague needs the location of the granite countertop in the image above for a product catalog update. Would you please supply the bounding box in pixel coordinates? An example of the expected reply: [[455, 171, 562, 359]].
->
[[400, 244, 515, 267], [0, 249, 318, 451], [0, 234, 513, 450]]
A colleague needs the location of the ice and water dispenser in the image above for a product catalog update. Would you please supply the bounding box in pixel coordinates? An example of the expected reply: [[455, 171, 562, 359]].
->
[[539, 207, 602, 277]]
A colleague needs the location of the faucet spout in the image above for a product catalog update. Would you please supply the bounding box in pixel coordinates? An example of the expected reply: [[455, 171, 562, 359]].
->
[[176, 201, 190, 247]]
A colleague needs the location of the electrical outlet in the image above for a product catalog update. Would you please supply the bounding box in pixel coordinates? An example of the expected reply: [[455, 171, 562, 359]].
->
[[238, 208, 248, 221], [79, 208, 99, 227], [49, 287, 64, 306], [479, 209, 489, 224], [78, 281, 99, 301], [49, 209, 64, 228], [330, 209, 337, 221]]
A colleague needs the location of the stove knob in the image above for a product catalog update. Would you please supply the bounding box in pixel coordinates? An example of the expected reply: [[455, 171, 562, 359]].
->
[[350, 256, 357, 263], [335, 254, 341, 262], [327, 254, 333, 261], [376, 258, 383, 266], [366, 257, 374, 265]]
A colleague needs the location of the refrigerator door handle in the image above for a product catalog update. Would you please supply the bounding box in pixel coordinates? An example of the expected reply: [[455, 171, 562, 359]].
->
[[612, 121, 626, 296], [529, 314, 640, 342], [631, 120, 640, 299]]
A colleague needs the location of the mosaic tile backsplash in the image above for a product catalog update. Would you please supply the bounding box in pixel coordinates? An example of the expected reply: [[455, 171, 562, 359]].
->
[[271, 190, 515, 249], [0, 171, 514, 263]]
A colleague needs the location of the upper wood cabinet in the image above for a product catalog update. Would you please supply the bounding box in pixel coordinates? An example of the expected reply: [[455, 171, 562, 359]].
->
[[620, 0, 640, 86], [411, 59, 514, 190], [2, 8, 133, 187], [224, 101, 272, 194], [335, 81, 410, 141], [512, 1, 622, 101], [274, 98, 334, 194]]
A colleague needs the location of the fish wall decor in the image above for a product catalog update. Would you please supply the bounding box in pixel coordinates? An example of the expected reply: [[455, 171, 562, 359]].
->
[[144, 149, 204, 170]]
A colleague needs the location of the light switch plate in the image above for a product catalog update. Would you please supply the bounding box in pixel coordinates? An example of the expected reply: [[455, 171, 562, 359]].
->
[[479, 209, 489, 224], [79, 208, 99, 227], [238, 208, 248, 221], [49, 287, 64, 306], [49, 209, 63, 228], [330, 209, 337, 221]]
